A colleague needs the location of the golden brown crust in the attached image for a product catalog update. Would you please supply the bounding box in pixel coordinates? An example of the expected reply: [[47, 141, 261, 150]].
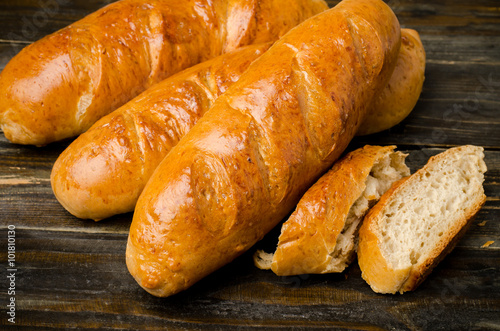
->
[[50, 43, 272, 221], [270, 145, 398, 276], [51, 27, 424, 222], [126, 0, 401, 297], [357, 28, 426, 136], [0, 0, 328, 146]]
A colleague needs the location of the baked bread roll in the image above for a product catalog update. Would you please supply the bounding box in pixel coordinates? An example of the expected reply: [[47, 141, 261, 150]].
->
[[357, 145, 487, 294], [253, 145, 410, 275], [126, 0, 401, 297], [0, 0, 328, 146], [51, 43, 273, 221], [50, 28, 423, 222], [357, 28, 425, 135]]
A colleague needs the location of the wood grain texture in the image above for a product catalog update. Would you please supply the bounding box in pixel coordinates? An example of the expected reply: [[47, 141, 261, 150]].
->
[[0, 0, 499, 329]]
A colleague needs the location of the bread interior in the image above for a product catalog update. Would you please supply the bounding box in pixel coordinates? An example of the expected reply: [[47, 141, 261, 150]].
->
[[376, 147, 486, 271]]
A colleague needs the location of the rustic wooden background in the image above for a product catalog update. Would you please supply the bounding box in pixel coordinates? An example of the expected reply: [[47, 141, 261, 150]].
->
[[0, 0, 499, 329]]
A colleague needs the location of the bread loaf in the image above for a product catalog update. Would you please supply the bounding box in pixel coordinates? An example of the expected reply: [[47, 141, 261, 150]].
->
[[51, 43, 272, 221], [253, 145, 410, 275], [357, 145, 487, 294], [126, 0, 401, 297], [357, 28, 425, 135], [0, 0, 328, 146], [50, 27, 423, 221]]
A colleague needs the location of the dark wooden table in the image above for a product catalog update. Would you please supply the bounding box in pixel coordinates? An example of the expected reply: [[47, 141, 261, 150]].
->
[[1, 0, 499, 329]]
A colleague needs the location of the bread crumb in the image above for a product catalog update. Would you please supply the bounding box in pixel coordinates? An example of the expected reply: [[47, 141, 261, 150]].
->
[[481, 241, 494, 248], [477, 221, 487, 227]]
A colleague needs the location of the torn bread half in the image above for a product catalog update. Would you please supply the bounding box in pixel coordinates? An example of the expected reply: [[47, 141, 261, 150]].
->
[[254, 145, 410, 275], [357, 145, 487, 294]]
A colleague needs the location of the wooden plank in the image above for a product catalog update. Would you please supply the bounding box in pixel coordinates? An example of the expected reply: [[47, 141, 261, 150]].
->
[[388, 0, 500, 36], [0, 228, 498, 329], [422, 34, 500, 65]]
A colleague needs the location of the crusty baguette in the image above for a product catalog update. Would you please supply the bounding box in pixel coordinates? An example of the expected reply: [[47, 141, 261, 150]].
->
[[126, 0, 401, 297], [50, 27, 423, 222], [50, 42, 272, 221], [0, 0, 328, 146], [254, 145, 410, 275], [357, 145, 487, 294], [357, 28, 425, 135]]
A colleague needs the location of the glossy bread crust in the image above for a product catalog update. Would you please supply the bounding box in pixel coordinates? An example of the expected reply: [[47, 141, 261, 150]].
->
[[51, 29, 424, 222], [127, 0, 401, 297], [51, 26, 422, 221], [357, 28, 426, 135], [50, 43, 273, 221], [0, 0, 328, 146]]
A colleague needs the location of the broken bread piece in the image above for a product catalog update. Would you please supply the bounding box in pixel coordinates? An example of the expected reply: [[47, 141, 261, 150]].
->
[[357, 145, 487, 294], [254, 145, 410, 275]]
